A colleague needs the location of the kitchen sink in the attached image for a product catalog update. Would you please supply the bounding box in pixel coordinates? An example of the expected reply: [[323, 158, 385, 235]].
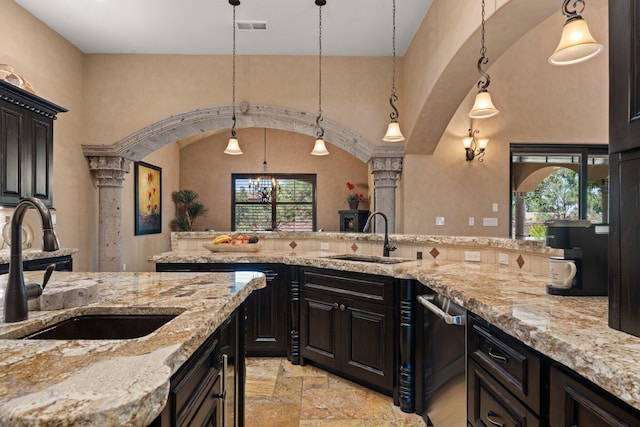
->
[[21, 314, 178, 340], [322, 254, 412, 264]]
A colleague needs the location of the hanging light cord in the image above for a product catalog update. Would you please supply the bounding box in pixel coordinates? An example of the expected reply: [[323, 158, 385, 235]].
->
[[562, 0, 585, 20], [476, 0, 491, 92], [315, 1, 325, 139], [231, 2, 238, 137], [388, 0, 399, 121]]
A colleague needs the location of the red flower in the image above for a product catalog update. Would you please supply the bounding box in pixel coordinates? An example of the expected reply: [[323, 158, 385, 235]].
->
[[147, 172, 153, 183], [346, 182, 355, 191]]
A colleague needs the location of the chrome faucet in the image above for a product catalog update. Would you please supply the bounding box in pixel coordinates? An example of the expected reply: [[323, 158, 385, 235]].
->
[[362, 211, 396, 257], [3, 197, 59, 323]]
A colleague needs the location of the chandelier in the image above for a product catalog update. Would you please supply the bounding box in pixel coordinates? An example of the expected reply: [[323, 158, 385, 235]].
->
[[249, 129, 280, 203]]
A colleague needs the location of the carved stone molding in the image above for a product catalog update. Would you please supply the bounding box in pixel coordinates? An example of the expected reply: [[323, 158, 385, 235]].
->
[[371, 157, 403, 188], [87, 156, 132, 187]]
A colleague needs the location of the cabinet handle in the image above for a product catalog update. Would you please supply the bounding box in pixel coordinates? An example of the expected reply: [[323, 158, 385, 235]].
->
[[333, 302, 339, 309], [488, 347, 508, 364], [486, 410, 505, 427], [340, 304, 346, 311]]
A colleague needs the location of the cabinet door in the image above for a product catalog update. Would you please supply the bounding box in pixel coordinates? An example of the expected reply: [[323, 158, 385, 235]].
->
[[26, 115, 53, 205], [243, 267, 288, 356], [609, 0, 640, 153], [0, 102, 24, 204], [343, 298, 394, 391], [549, 365, 640, 427], [300, 289, 340, 370]]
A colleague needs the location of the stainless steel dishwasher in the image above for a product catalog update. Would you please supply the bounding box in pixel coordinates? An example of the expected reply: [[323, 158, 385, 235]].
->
[[415, 291, 467, 426]]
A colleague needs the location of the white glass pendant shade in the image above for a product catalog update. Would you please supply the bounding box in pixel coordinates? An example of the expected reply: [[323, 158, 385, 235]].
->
[[549, 17, 603, 65], [224, 137, 243, 155], [383, 121, 405, 142], [311, 138, 330, 156], [468, 90, 500, 119], [477, 138, 489, 149], [462, 137, 474, 149]]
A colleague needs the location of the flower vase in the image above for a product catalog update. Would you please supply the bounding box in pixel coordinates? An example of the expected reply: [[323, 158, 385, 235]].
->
[[348, 200, 360, 210]]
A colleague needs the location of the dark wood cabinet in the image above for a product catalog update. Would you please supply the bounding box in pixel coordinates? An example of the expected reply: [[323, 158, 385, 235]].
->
[[338, 209, 370, 232], [0, 80, 66, 207], [0, 254, 73, 275], [152, 308, 244, 427], [156, 263, 289, 357], [300, 267, 395, 394], [549, 364, 640, 427], [609, 0, 640, 338]]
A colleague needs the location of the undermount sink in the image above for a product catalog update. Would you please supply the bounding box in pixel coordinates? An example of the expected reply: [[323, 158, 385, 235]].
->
[[323, 254, 412, 264], [21, 314, 178, 340]]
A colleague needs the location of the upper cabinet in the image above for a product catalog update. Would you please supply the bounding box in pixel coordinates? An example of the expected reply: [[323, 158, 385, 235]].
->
[[0, 80, 67, 208]]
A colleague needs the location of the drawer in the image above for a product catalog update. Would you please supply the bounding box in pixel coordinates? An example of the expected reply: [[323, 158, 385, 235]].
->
[[301, 267, 394, 306], [468, 315, 542, 414], [468, 359, 541, 427]]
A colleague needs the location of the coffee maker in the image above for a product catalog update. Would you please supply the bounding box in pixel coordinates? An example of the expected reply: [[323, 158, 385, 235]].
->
[[544, 220, 609, 296]]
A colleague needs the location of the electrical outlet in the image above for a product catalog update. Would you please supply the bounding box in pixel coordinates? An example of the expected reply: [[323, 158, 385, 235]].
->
[[483, 217, 498, 227], [123, 263, 127, 271], [468, 217, 475, 226], [436, 217, 445, 226], [492, 203, 499, 212], [498, 253, 509, 265], [464, 251, 481, 262], [320, 242, 330, 250]]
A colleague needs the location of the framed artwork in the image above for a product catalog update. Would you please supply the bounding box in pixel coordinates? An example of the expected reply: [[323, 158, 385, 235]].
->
[[134, 161, 162, 235]]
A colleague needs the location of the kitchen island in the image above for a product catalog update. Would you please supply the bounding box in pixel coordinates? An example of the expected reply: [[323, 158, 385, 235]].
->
[[0, 270, 266, 426], [149, 232, 640, 416]]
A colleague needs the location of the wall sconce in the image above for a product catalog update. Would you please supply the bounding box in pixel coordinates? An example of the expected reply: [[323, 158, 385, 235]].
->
[[463, 129, 489, 162]]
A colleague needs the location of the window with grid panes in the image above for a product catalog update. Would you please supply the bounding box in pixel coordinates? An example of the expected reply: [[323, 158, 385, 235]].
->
[[232, 174, 316, 231]]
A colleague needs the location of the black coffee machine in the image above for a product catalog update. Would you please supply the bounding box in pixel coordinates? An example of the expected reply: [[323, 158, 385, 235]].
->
[[544, 220, 609, 296]]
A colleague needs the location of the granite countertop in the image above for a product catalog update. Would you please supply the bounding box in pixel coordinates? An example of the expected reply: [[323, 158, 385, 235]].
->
[[0, 248, 78, 264], [150, 249, 640, 412], [0, 270, 266, 427]]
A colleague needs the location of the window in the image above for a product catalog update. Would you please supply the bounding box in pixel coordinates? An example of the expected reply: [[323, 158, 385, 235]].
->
[[510, 144, 608, 238], [232, 174, 316, 231]]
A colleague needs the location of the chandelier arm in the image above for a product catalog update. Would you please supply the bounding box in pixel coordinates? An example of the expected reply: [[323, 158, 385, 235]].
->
[[315, 114, 325, 138], [388, 93, 399, 121], [476, 56, 491, 91]]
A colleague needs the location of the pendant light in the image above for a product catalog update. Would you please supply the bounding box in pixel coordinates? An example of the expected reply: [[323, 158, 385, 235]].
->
[[224, 0, 243, 155], [549, 0, 603, 65], [382, 0, 405, 142], [311, 0, 330, 156], [468, 0, 499, 119]]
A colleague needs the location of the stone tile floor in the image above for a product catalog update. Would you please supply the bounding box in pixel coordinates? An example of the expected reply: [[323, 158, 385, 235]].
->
[[245, 357, 427, 426]]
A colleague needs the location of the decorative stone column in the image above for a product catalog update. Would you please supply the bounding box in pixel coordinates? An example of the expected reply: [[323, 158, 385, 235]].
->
[[87, 156, 132, 271], [370, 157, 403, 234], [514, 192, 527, 238]]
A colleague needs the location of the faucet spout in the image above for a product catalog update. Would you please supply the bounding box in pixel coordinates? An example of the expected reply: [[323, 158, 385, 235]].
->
[[363, 211, 396, 257], [3, 197, 60, 323]]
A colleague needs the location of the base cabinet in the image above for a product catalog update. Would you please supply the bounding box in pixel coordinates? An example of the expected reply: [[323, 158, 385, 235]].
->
[[152, 308, 244, 427], [549, 365, 640, 427], [156, 263, 289, 357], [300, 267, 395, 394]]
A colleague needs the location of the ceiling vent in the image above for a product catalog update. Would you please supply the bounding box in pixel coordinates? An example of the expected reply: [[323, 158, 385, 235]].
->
[[237, 21, 267, 31]]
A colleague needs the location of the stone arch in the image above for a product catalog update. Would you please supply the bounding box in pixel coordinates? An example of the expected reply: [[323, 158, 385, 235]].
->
[[82, 104, 405, 163]]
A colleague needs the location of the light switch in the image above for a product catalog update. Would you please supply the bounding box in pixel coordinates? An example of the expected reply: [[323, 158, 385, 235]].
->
[[492, 203, 498, 212], [436, 217, 445, 226], [483, 217, 498, 226], [468, 217, 475, 226]]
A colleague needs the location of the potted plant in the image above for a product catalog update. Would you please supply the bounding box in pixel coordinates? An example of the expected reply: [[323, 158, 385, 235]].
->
[[170, 189, 208, 231], [346, 182, 366, 210]]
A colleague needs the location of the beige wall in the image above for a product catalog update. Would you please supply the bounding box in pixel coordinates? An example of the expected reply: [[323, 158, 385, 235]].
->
[[399, 1, 608, 236], [0, 0, 96, 270], [1, 0, 608, 271], [179, 128, 369, 232]]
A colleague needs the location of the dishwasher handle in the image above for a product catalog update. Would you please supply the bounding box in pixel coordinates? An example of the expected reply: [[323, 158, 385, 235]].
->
[[417, 295, 466, 326]]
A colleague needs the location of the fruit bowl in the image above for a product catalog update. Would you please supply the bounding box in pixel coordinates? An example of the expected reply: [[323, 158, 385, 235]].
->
[[202, 242, 262, 252]]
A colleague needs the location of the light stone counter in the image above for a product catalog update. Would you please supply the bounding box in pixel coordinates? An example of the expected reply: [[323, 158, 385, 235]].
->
[[149, 248, 640, 413], [0, 270, 266, 427], [0, 248, 77, 264]]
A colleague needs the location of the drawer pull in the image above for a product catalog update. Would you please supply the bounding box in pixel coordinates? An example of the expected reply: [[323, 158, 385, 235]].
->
[[486, 410, 505, 427], [333, 302, 339, 309], [488, 347, 508, 364], [340, 304, 346, 311]]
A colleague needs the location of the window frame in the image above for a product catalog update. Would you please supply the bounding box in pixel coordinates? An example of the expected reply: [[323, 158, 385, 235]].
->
[[231, 173, 317, 231], [509, 143, 608, 237]]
